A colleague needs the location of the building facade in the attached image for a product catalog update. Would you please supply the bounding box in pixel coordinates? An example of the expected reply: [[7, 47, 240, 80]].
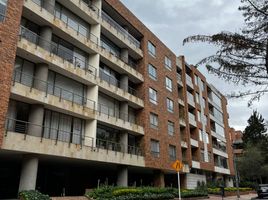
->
[[0, 0, 234, 198]]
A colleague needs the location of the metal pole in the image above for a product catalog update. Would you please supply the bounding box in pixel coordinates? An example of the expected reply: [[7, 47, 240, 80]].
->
[[178, 171, 181, 200]]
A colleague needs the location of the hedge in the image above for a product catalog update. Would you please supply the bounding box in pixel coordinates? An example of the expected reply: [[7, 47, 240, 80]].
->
[[208, 187, 253, 194], [85, 186, 208, 200], [19, 190, 51, 200]]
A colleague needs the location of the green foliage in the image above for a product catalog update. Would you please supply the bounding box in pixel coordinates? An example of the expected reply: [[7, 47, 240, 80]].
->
[[208, 187, 253, 194], [243, 110, 267, 145], [19, 190, 51, 200], [85, 186, 208, 200]]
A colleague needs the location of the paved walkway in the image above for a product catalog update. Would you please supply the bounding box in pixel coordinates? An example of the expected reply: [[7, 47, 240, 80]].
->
[[209, 194, 258, 200]]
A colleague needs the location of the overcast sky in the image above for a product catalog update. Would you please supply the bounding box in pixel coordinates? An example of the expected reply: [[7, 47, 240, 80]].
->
[[121, 0, 268, 131]]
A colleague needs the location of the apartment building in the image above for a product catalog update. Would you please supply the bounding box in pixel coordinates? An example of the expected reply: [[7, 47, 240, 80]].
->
[[0, 0, 234, 198]]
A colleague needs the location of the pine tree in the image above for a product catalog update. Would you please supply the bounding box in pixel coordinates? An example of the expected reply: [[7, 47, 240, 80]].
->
[[243, 110, 267, 145], [183, 0, 268, 105]]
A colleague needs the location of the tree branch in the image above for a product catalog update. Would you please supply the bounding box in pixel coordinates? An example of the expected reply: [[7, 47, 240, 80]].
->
[[247, 0, 268, 16]]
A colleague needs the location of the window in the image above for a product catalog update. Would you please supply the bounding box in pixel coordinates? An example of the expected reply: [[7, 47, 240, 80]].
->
[[151, 139, 160, 157], [197, 111, 201, 122], [196, 93, 200, 104], [148, 64, 157, 80], [201, 150, 205, 162], [165, 77, 172, 92], [150, 113, 158, 129], [149, 88, 157, 104], [201, 81, 205, 91], [165, 56, 172, 70], [166, 98, 174, 113], [148, 41, 156, 57], [195, 75, 199, 85], [169, 145, 176, 160], [0, 0, 7, 22], [199, 130, 203, 141], [205, 133, 209, 144], [168, 121, 175, 136]]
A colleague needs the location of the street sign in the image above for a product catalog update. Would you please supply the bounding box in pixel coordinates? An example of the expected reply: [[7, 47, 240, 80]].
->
[[171, 160, 183, 172]]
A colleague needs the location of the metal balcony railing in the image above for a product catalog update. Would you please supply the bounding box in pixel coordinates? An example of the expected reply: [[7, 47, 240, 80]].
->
[[187, 92, 194, 103], [213, 143, 227, 152], [4, 118, 143, 156], [29, 0, 140, 71], [177, 73, 182, 82], [12, 70, 140, 126], [19, 26, 141, 99], [101, 11, 141, 49], [188, 112, 196, 122]]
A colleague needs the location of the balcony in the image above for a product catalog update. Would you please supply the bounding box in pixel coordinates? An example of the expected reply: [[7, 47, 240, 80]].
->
[[177, 73, 183, 86], [179, 118, 186, 127], [181, 141, 188, 148], [188, 112, 197, 127], [192, 160, 201, 169], [18, 26, 144, 108], [23, 0, 144, 83], [190, 138, 199, 147], [11, 70, 144, 135], [213, 148, 228, 158], [211, 130, 226, 142], [3, 118, 145, 167], [186, 74, 193, 88], [101, 11, 143, 58], [214, 166, 230, 174], [187, 92, 195, 107]]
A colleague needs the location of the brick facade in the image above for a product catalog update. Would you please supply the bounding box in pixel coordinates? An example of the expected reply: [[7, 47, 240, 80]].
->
[[0, 0, 24, 147]]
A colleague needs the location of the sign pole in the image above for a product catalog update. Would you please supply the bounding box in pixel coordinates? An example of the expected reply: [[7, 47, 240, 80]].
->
[[178, 171, 181, 200]]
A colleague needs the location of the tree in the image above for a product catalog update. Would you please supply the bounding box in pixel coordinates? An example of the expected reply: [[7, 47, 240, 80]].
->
[[243, 110, 267, 145], [183, 0, 268, 105]]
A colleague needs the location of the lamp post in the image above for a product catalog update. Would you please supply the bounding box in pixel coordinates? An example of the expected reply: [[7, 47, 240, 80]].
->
[[232, 141, 241, 200]]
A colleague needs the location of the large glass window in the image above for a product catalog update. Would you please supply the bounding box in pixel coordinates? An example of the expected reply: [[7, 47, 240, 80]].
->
[[169, 145, 176, 160], [211, 92, 222, 108], [43, 110, 85, 144], [13, 57, 35, 87], [48, 71, 85, 105], [215, 123, 225, 137], [165, 56, 172, 70], [148, 41, 156, 57], [151, 139, 160, 157], [99, 63, 119, 87], [0, 0, 7, 22], [165, 77, 172, 92], [149, 88, 157, 104], [150, 113, 158, 129], [166, 98, 174, 113], [148, 64, 157, 80], [101, 35, 121, 57]]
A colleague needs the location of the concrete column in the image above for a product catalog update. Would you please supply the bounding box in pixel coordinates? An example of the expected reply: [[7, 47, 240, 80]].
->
[[120, 131, 128, 153], [39, 26, 52, 51], [121, 48, 128, 64], [117, 165, 128, 187], [18, 156, 39, 192], [90, 24, 101, 45], [120, 102, 128, 121], [92, 0, 102, 16], [34, 63, 49, 91], [88, 54, 100, 76], [27, 104, 44, 137], [43, 0, 55, 15], [85, 119, 97, 147], [153, 170, 165, 187], [120, 75, 128, 92]]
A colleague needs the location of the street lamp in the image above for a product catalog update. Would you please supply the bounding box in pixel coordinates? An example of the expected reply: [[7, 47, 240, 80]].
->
[[232, 140, 242, 200]]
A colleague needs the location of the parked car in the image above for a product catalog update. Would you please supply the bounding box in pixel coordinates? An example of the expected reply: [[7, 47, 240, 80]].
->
[[257, 184, 268, 198]]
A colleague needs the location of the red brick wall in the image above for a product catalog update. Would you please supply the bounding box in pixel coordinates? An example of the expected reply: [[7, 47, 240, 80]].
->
[[0, 0, 23, 147]]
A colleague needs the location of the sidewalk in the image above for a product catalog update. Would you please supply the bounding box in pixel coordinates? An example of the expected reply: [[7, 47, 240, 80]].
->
[[209, 193, 257, 200]]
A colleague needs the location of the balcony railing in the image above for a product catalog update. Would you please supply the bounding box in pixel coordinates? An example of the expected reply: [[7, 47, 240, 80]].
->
[[19, 26, 141, 99], [19, 26, 97, 77], [4, 118, 143, 156], [101, 11, 141, 49], [99, 69, 139, 97], [188, 112, 196, 122], [177, 73, 182, 82], [12, 70, 140, 126], [213, 143, 227, 152], [187, 92, 194, 104], [28, 0, 139, 71]]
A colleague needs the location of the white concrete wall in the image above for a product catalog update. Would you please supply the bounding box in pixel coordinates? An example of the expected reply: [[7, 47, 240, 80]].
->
[[186, 173, 206, 189]]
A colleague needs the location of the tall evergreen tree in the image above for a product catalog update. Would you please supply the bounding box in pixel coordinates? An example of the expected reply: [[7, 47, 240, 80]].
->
[[183, 0, 268, 105], [243, 110, 267, 145]]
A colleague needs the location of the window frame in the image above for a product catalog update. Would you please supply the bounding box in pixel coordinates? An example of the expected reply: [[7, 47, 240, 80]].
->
[[151, 139, 160, 157], [149, 87, 158, 105], [164, 56, 172, 70], [148, 41, 156, 57], [166, 98, 174, 113], [168, 121, 175, 136], [148, 64, 157, 80], [0, 0, 7, 22], [165, 77, 173, 92], [150, 113, 158, 129], [169, 145, 176, 161]]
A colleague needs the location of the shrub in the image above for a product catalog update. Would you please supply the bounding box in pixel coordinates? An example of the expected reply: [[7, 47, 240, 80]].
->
[[19, 190, 50, 200], [86, 187, 208, 200], [208, 187, 253, 194]]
